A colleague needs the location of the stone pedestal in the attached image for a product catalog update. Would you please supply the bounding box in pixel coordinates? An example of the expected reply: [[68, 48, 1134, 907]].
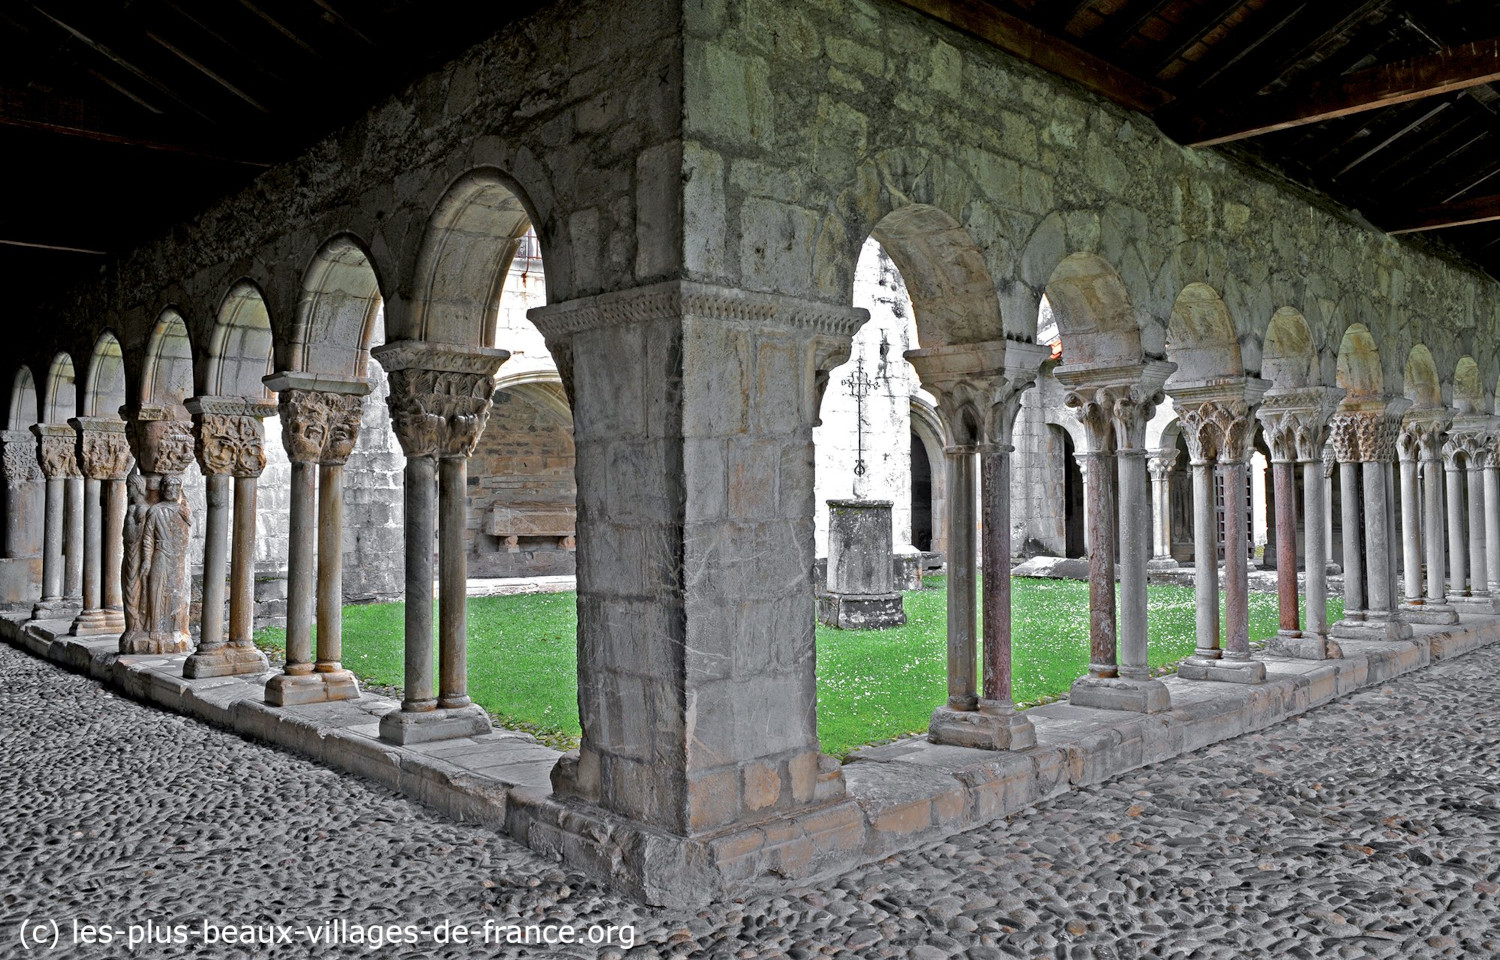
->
[[818, 498, 904, 629]]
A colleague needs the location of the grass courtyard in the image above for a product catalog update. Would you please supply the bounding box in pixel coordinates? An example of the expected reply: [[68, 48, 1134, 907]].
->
[[254, 577, 1343, 758]]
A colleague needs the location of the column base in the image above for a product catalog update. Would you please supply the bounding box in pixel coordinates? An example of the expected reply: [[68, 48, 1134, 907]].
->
[[1331, 617, 1414, 641], [1450, 595, 1500, 615], [816, 592, 905, 629], [32, 598, 79, 621], [183, 641, 270, 679], [1068, 675, 1171, 714], [1325, 562, 1342, 576], [68, 608, 121, 636], [378, 703, 491, 744], [926, 701, 1036, 751], [263, 668, 361, 706], [1398, 601, 1459, 625], [1146, 557, 1181, 572], [119, 630, 191, 655], [1178, 655, 1267, 684], [1266, 633, 1342, 660]]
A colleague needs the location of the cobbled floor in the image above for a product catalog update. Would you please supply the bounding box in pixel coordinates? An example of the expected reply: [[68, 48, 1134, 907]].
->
[[2, 641, 1498, 960]]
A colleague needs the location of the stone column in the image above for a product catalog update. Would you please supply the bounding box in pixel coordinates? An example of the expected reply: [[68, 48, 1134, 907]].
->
[[1056, 361, 1173, 713], [1322, 446, 1337, 573], [1444, 441, 1468, 598], [118, 409, 196, 654], [1176, 383, 1267, 684], [0, 430, 44, 608], [262, 374, 368, 705], [371, 342, 509, 745], [32, 424, 80, 620], [1329, 415, 1365, 630], [1445, 421, 1496, 614], [183, 398, 273, 678], [1486, 448, 1500, 598], [1331, 406, 1412, 641], [63, 471, 83, 606], [1413, 418, 1453, 615], [532, 282, 859, 841], [910, 341, 1045, 750], [1147, 451, 1178, 570], [69, 418, 131, 635], [1397, 439, 1423, 605], [1467, 458, 1488, 599]]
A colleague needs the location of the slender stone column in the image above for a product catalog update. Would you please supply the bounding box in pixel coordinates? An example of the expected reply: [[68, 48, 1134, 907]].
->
[[62, 473, 83, 607], [1339, 460, 1365, 617], [1222, 457, 1255, 661], [371, 341, 509, 744], [262, 374, 368, 705], [943, 445, 978, 709], [32, 424, 80, 620], [1419, 429, 1450, 608], [1058, 361, 1173, 713], [1486, 451, 1500, 597], [184, 399, 273, 678], [1467, 461, 1487, 597], [1330, 406, 1412, 641], [1190, 458, 1219, 656], [68, 418, 131, 635], [1398, 444, 1423, 604], [1147, 451, 1178, 570], [1272, 458, 1299, 632], [1322, 447, 1337, 572], [1445, 449, 1468, 597], [102, 475, 126, 620], [1364, 461, 1394, 619], [1302, 459, 1330, 642]]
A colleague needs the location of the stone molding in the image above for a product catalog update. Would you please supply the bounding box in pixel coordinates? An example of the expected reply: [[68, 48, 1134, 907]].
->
[[264, 373, 371, 466], [905, 340, 1050, 447], [370, 342, 510, 460], [70, 418, 133, 481], [1056, 359, 1176, 453], [1, 429, 42, 483], [186, 397, 277, 478], [31, 423, 80, 479]]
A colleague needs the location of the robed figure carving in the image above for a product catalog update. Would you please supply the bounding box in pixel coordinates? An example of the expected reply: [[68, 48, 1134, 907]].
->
[[119, 470, 149, 649], [119, 471, 192, 654]]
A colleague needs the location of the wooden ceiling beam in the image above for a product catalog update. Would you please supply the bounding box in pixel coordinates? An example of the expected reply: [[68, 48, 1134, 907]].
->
[[1168, 38, 1500, 147], [1384, 192, 1500, 234], [889, 0, 1173, 112]]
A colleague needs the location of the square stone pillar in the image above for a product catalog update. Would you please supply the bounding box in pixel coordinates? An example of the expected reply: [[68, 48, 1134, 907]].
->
[[818, 498, 904, 629], [530, 281, 861, 840], [32, 423, 81, 621], [69, 418, 132, 636]]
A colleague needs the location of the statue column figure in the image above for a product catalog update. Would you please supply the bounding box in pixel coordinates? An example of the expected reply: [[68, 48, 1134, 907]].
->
[[1173, 380, 1269, 685], [1399, 412, 1457, 624], [908, 340, 1047, 749], [262, 373, 368, 706], [183, 397, 274, 678], [372, 341, 509, 744], [1147, 450, 1178, 570], [68, 418, 132, 635], [118, 407, 196, 654], [32, 423, 80, 621], [1055, 360, 1175, 713]]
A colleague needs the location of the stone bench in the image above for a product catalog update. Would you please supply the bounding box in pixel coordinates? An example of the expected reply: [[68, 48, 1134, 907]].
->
[[484, 503, 575, 551]]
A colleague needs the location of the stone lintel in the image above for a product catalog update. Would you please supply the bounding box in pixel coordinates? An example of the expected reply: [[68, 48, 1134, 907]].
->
[[263, 371, 373, 397], [185, 395, 279, 419], [31, 423, 75, 439], [1054, 358, 1175, 396], [369, 340, 511, 375], [69, 416, 127, 436], [903, 338, 1050, 386]]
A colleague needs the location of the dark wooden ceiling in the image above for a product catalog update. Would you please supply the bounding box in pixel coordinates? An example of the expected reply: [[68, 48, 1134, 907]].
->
[[0, 0, 538, 306], [6, 0, 1500, 313]]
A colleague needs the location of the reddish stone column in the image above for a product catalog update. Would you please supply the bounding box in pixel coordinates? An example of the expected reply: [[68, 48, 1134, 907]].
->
[[1273, 458, 1299, 634]]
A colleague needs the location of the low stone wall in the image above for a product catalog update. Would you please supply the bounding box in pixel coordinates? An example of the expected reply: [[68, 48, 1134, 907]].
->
[[3, 610, 1496, 907]]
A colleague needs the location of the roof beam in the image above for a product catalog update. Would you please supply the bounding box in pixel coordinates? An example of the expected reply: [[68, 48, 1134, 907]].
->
[[1384, 192, 1500, 234], [1171, 37, 1500, 147], [888, 0, 1173, 112]]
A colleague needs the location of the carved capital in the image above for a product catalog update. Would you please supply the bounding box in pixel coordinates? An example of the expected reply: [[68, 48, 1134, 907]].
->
[[72, 419, 133, 480], [194, 414, 267, 477], [370, 342, 511, 461], [275, 389, 365, 465], [1147, 451, 1178, 481], [32, 425, 80, 479], [1056, 359, 1174, 454], [1178, 398, 1253, 464], [1257, 389, 1339, 464], [1, 429, 42, 483], [141, 419, 196, 477], [905, 339, 1049, 449], [1401, 411, 1451, 465]]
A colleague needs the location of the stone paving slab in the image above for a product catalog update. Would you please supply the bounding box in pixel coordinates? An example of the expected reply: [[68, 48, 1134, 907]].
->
[[3, 608, 1499, 909]]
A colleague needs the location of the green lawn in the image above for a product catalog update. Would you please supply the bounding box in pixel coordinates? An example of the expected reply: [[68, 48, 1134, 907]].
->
[[255, 577, 1342, 758]]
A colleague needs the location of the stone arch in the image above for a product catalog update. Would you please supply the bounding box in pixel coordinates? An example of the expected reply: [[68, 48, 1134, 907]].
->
[[1335, 323, 1383, 401], [288, 235, 385, 377], [1165, 283, 1243, 384], [866, 204, 1002, 349], [398, 168, 541, 348], [208, 280, 275, 398], [9, 366, 39, 429], [83, 332, 127, 418], [43, 353, 77, 424], [1453, 355, 1485, 414], [1260, 307, 1318, 390], [141, 310, 195, 414], [1043, 253, 1142, 367], [494, 370, 571, 424], [910, 394, 948, 556], [1402, 344, 1442, 410]]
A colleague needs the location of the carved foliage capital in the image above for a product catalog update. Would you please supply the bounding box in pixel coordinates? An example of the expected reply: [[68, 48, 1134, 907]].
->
[[1179, 398, 1253, 465], [277, 389, 364, 465], [195, 414, 267, 477], [1147, 451, 1178, 481], [384, 367, 496, 460], [1064, 382, 1162, 453]]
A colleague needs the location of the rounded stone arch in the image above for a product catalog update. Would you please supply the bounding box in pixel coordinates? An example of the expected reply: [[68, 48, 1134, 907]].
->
[[286, 234, 387, 377], [83, 331, 128, 417], [909, 393, 949, 555], [8, 365, 39, 429], [864, 203, 1003, 349], [1260, 307, 1318, 390], [207, 280, 275, 398], [1335, 323, 1384, 400], [1165, 282, 1243, 384], [1452, 355, 1486, 414], [1043, 252, 1143, 367], [494, 368, 572, 425], [396, 168, 544, 349], [1402, 344, 1442, 410], [43, 352, 78, 424], [141, 309, 195, 413]]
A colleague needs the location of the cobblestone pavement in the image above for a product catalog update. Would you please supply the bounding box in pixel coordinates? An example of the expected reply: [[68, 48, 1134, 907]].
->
[[2, 641, 1498, 960]]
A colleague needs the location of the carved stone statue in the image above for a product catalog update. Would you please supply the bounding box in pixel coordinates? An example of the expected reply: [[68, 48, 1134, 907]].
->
[[119, 470, 149, 650], [142, 474, 192, 649]]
